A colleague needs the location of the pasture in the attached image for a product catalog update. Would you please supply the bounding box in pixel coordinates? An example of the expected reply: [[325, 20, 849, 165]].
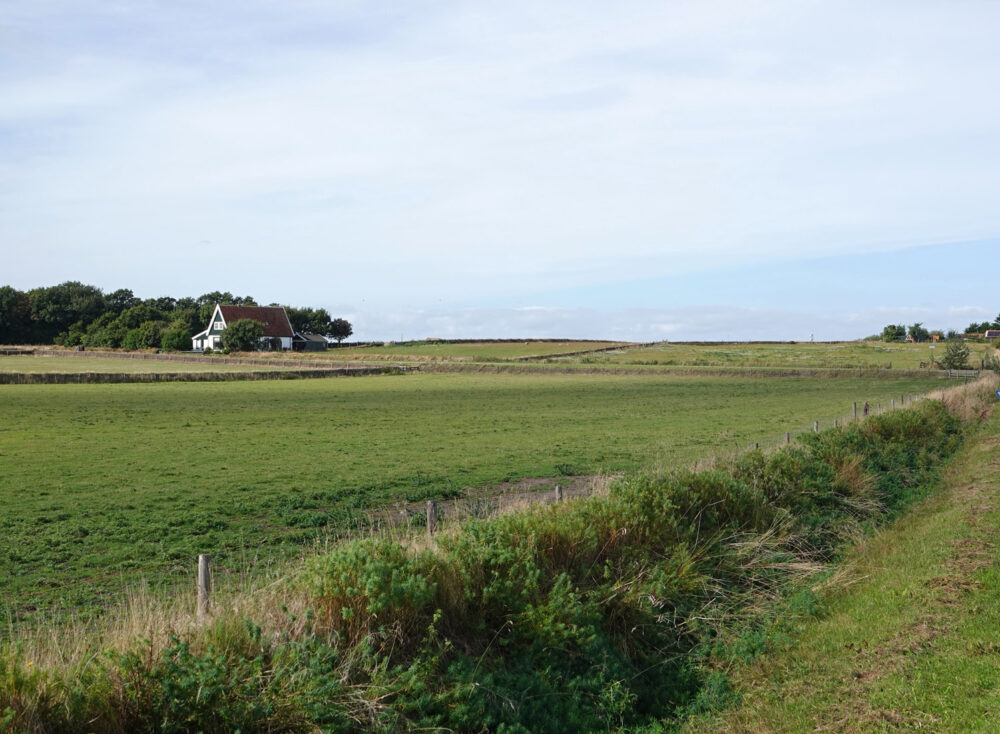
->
[[576, 340, 995, 370], [0, 355, 283, 374], [299, 339, 626, 361], [1, 371, 946, 621]]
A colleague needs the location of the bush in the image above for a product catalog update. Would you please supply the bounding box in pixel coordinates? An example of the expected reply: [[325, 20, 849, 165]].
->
[[941, 339, 971, 370], [121, 321, 165, 350], [160, 328, 190, 351], [220, 319, 264, 352]]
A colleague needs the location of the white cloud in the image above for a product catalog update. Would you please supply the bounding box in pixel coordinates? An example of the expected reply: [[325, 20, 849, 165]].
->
[[3, 0, 1000, 336]]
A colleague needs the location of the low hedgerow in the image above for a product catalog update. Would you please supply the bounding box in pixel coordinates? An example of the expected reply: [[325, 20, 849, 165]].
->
[[1, 384, 992, 733]]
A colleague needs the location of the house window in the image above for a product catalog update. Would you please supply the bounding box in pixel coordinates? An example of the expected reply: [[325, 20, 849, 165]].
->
[[214, 321, 224, 330]]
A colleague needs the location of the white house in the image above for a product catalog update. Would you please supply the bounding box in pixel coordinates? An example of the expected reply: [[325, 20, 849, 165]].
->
[[191, 304, 295, 351]]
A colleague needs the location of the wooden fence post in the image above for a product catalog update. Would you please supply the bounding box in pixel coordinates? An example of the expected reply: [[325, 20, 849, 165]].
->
[[197, 554, 211, 620], [554, 485, 564, 502], [834, 419, 839, 428], [754, 442, 759, 450], [813, 420, 819, 433], [891, 398, 895, 410], [786, 431, 791, 444], [426, 500, 438, 536], [853, 402, 858, 420]]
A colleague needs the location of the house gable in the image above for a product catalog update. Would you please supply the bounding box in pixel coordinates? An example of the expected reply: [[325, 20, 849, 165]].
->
[[206, 304, 227, 336]]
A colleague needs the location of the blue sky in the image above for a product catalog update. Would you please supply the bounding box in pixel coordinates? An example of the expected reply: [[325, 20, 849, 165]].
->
[[2, 1, 999, 340]]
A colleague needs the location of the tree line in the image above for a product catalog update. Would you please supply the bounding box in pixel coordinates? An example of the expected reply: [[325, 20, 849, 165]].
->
[[0, 281, 352, 349], [877, 316, 1000, 371], [879, 315, 1000, 344]]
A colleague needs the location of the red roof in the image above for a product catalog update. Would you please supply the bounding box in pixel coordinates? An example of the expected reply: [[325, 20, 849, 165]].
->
[[219, 305, 294, 338]]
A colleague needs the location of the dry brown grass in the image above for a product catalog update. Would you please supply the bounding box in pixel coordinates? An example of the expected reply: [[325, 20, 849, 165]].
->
[[925, 372, 1000, 422]]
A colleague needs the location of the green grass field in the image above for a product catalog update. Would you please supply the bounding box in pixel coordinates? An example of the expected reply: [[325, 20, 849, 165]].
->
[[579, 341, 996, 370], [1, 372, 947, 622], [0, 356, 283, 373], [304, 339, 625, 361]]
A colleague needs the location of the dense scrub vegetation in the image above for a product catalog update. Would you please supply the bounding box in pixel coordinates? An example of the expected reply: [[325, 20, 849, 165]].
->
[[0, 281, 345, 348], [2, 385, 986, 733]]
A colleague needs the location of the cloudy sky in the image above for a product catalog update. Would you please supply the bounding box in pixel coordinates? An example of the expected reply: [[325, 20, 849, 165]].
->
[[3, 1, 999, 340]]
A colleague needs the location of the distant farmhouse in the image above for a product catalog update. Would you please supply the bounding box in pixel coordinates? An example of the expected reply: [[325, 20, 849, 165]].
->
[[192, 304, 296, 351], [986, 330, 1000, 340]]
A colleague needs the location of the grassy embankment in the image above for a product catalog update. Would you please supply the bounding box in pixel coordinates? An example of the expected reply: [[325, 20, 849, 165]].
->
[[0, 373, 944, 622], [683, 383, 1000, 732], [1, 376, 992, 732]]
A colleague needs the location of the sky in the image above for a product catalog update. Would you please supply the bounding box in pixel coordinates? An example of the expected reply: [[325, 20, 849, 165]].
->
[[2, 1, 999, 341]]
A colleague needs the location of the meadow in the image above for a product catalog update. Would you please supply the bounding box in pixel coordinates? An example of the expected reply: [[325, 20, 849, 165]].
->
[[284, 339, 626, 362], [0, 371, 946, 622], [2, 377, 990, 733], [0, 355, 285, 374], [578, 340, 996, 370]]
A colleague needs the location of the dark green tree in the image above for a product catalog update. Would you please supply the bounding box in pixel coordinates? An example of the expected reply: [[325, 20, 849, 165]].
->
[[286, 306, 333, 334], [121, 321, 165, 350], [28, 281, 106, 343], [161, 327, 191, 351], [168, 308, 202, 337], [145, 296, 177, 313], [221, 319, 264, 352], [0, 286, 32, 343], [107, 288, 140, 314], [80, 312, 127, 348], [117, 303, 166, 329], [328, 318, 353, 343], [907, 323, 930, 343], [881, 324, 906, 342]]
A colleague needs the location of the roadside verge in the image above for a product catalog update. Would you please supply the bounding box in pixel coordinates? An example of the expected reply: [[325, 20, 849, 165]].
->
[[685, 399, 1000, 732]]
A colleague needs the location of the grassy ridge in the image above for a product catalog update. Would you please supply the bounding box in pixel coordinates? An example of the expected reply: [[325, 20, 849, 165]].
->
[[2, 381, 989, 733], [0, 373, 944, 620]]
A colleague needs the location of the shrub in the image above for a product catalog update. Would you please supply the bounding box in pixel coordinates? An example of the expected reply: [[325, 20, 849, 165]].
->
[[221, 319, 264, 352], [941, 339, 971, 370], [160, 327, 190, 351]]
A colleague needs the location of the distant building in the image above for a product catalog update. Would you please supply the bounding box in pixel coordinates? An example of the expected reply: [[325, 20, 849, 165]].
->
[[292, 332, 330, 351], [986, 330, 1000, 340], [191, 304, 295, 351]]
